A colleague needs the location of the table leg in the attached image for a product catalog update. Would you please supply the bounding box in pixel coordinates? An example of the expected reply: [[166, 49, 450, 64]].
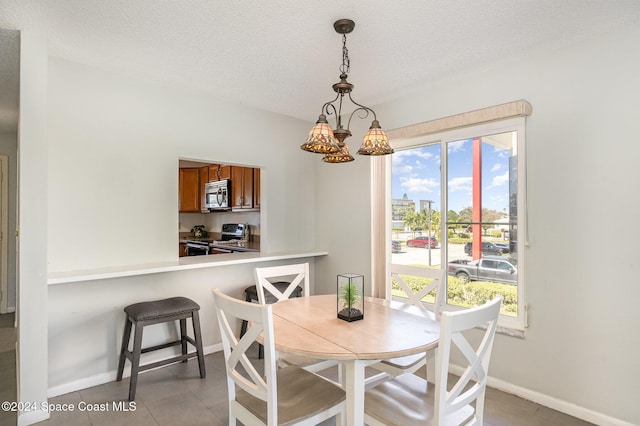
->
[[426, 348, 438, 383], [342, 359, 365, 425]]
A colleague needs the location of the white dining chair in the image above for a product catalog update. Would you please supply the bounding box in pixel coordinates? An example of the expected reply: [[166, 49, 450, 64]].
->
[[370, 264, 445, 379], [364, 295, 503, 426], [254, 263, 338, 373], [212, 288, 346, 426], [254, 263, 310, 305]]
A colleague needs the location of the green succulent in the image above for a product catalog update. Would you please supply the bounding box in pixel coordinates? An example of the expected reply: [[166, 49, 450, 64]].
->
[[339, 281, 361, 309]]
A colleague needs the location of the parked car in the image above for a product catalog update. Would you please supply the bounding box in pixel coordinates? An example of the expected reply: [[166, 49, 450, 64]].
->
[[392, 240, 402, 253], [406, 236, 438, 248], [464, 241, 504, 256], [447, 255, 517, 284], [493, 242, 510, 253]]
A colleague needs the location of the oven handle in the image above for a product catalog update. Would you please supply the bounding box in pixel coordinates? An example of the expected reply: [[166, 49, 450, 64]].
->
[[212, 247, 233, 253], [186, 243, 210, 255]]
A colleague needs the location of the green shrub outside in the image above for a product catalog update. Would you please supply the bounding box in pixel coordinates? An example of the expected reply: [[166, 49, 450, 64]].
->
[[448, 238, 470, 245], [391, 274, 517, 316]]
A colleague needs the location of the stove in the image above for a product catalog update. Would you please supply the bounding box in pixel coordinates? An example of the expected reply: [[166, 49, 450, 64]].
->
[[185, 240, 210, 256], [185, 224, 251, 255], [219, 223, 249, 242]]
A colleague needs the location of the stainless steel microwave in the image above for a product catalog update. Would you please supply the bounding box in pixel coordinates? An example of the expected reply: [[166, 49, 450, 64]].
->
[[204, 179, 230, 210]]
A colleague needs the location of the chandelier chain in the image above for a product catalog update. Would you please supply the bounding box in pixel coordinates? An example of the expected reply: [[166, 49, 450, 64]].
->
[[340, 34, 350, 74]]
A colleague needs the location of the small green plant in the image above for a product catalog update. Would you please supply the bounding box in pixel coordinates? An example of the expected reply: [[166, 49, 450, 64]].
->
[[339, 281, 361, 310]]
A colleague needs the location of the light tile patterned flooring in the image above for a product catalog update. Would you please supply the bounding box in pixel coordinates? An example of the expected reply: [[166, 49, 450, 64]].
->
[[31, 345, 594, 426], [0, 319, 594, 426]]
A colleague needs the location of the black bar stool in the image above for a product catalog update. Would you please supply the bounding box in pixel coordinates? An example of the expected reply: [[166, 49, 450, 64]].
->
[[240, 282, 302, 358], [116, 297, 206, 401]]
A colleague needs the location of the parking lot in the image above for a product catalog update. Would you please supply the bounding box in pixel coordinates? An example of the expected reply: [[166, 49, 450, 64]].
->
[[392, 243, 467, 267]]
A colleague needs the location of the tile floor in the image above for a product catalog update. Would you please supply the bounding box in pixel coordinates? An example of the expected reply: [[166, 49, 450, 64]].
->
[[0, 313, 17, 426], [23, 344, 595, 426]]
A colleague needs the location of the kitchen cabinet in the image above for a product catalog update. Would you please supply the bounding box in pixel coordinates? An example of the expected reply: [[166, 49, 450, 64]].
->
[[179, 168, 200, 212], [231, 166, 254, 209], [219, 165, 231, 180], [208, 164, 231, 181], [208, 164, 219, 181], [179, 243, 188, 257], [253, 168, 261, 208]]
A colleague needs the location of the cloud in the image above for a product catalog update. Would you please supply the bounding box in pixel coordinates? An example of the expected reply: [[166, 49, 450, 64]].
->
[[486, 171, 509, 189], [493, 146, 510, 158], [413, 151, 434, 160], [400, 176, 439, 193], [448, 176, 472, 193], [394, 164, 413, 174], [490, 163, 503, 172], [448, 140, 466, 153]]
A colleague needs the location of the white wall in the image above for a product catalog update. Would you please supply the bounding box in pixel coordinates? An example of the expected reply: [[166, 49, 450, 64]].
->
[[42, 52, 322, 383], [315, 25, 640, 424], [46, 57, 317, 272], [18, 32, 49, 426], [11, 47, 325, 423]]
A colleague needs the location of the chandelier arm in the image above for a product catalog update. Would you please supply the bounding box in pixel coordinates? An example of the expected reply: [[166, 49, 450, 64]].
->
[[346, 106, 377, 131], [343, 92, 377, 131], [321, 92, 341, 117], [348, 92, 378, 120]]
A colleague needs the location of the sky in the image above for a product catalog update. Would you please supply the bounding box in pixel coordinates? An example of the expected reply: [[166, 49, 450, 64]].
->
[[392, 138, 513, 214]]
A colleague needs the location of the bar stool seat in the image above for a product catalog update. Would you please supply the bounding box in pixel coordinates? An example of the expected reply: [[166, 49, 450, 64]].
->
[[116, 297, 206, 401]]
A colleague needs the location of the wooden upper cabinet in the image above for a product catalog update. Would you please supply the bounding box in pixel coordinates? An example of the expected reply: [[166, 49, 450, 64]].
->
[[208, 164, 219, 181], [231, 166, 254, 209], [253, 168, 261, 208], [219, 165, 231, 180], [179, 168, 200, 212]]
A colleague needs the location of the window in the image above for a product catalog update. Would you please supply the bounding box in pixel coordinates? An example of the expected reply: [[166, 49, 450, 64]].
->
[[376, 104, 530, 332]]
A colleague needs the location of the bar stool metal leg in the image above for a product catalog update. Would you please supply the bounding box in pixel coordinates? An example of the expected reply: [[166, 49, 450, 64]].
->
[[129, 321, 144, 401], [192, 311, 206, 378], [179, 318, 188, 362], [116, 317, 132, 382]]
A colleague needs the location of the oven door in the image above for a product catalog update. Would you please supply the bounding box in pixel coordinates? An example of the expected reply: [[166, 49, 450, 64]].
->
[[186, 242, 210, 256]]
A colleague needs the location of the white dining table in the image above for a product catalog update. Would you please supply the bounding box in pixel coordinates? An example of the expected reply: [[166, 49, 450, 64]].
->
[[270, 294, 440, 426]]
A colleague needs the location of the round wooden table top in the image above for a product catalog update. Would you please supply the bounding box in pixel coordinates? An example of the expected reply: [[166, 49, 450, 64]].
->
[[270, 294, 440, 361]]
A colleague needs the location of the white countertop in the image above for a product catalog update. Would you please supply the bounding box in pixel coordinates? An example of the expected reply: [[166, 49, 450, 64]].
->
[[47, 250, 328, 285]]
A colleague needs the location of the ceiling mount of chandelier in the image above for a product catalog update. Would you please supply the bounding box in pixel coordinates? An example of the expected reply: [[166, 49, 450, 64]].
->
[[300, 19, 394, 163]]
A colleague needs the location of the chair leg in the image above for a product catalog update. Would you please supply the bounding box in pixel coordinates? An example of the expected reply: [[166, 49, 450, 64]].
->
[[128, 322, 144, 401], [116, 316, 132, 381], [179, 318, 188, 362], [191, 311, 206, 378]]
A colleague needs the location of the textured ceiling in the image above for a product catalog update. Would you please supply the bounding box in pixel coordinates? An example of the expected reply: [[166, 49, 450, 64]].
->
[[1, 0, 640, 134]]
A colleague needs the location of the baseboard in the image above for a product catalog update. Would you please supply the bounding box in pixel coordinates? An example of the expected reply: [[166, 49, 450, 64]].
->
[[448, 364, 635, 426], [18, 409, 49, 426], [47, 343, 223, 398]]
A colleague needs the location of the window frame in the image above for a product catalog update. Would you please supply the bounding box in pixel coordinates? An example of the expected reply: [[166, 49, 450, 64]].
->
[[378, 116, 528, 332]]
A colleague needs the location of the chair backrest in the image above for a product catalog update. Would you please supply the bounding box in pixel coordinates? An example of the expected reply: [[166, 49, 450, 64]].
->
[[390, 264, 445, 320], [254, 263, 310, 305], [211, 288, 279, 424], [435, 295, 503, 425]]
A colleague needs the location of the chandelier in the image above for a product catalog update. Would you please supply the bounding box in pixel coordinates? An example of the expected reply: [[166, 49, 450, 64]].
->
[[300, 19, 394, 163]]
